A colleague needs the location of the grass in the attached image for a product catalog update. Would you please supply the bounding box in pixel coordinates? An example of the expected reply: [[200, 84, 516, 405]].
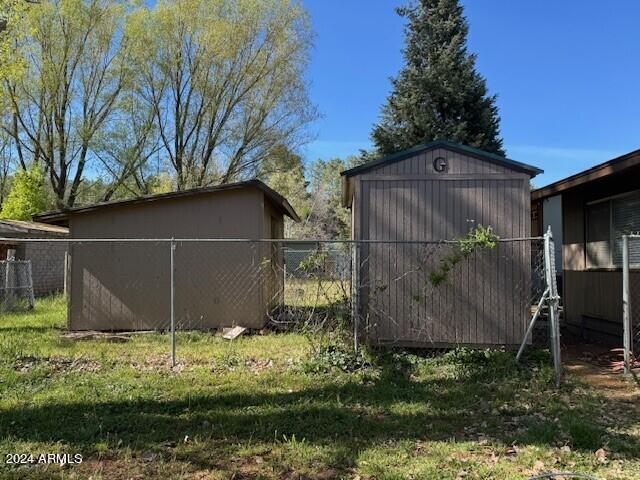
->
[[284, 277, 350, 308], [0, 296, 639, 479]]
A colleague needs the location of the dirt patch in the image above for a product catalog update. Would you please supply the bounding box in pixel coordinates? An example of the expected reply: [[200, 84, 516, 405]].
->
[[210, 357, 277, 374], [564, 346, 639, 411], [127, 353, 189, 373], [60, 331, 132, 343], [244, 357, 274, 373], [14, 355, 101, 374]]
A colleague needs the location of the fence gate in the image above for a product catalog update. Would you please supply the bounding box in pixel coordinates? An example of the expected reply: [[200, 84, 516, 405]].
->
[[0, 258, 35, 311]]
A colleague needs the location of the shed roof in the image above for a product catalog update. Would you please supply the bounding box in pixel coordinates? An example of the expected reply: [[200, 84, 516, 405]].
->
[[340, 140, 543, 178], [34, 179, 300, 226], [0, 219, 69, 236], [532, 147, 640, 201]]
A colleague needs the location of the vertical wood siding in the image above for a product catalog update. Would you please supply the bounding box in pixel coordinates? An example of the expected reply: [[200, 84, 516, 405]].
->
[[355, 147, 532, 346], [68, 189, 282, 331]]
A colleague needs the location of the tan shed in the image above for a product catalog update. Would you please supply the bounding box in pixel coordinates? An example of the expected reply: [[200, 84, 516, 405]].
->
[[342, 140, 542, 347], [35, 180, 298, 331]]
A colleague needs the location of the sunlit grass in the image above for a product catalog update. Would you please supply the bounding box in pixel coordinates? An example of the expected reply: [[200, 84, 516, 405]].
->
[[0, 295, 638, 480]]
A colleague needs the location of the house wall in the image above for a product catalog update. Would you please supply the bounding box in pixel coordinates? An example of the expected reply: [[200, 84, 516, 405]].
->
[[561, 167, 640, 343], [353, 147, 532, 347], [542, 195, 563, 273], [67, 188, 280, 330], [20, 241, 68, 296]]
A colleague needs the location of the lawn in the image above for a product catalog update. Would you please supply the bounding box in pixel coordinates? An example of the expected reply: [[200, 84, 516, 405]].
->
[[0, 296, 639, 479]]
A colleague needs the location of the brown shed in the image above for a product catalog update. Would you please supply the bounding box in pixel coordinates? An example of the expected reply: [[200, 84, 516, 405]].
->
[[35, 180, 298, 331], [532, 148, 640, 345], [342, 141, 542, 347]]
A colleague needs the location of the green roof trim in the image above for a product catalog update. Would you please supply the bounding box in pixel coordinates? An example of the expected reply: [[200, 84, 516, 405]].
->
[[340, 140, 543, 177]]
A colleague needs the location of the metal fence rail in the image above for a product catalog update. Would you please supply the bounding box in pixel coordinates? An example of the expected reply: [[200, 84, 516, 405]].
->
[[0, 234, 563, 384]]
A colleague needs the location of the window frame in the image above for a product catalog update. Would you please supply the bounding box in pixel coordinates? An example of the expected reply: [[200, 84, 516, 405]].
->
[[586, 189, 640, 270]]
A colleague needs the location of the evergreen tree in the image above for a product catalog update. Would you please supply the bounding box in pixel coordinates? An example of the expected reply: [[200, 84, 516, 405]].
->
[[372, 0, 505, 156]]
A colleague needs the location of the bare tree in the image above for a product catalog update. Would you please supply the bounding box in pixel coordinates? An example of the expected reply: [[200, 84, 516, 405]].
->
[[91, 91, 164, 201], [127, 0, 317, 190], [2, 0, 131, 208]]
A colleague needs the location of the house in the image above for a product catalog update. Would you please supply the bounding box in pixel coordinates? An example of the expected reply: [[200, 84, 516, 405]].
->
[[532, 148, 640, 345], [341, 140, 542, 347], [35, 180, 299, 331], [0, 219, 68, 296]]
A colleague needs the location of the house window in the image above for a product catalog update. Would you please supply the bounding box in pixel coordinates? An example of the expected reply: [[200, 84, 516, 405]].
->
[[586, 190, 640, 268]]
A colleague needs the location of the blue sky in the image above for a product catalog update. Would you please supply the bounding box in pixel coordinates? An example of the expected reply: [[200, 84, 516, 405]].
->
[[300, 0, 640, 187]]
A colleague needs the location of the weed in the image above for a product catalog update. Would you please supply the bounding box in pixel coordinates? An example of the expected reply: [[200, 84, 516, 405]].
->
[[300, 342, 368, 373]]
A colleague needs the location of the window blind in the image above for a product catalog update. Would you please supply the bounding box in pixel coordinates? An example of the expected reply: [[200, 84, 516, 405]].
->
[[613, 191, 640, 266]]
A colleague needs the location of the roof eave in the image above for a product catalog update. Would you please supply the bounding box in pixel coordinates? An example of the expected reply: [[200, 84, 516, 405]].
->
[[532, 148, 640, 201], [34, 179, 301, 226], [341, 140, 542, 178]]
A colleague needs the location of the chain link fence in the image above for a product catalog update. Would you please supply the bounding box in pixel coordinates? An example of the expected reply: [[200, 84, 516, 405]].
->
[[0, 235, 561, 381], [350, 239, 550, 349], [0, 259, 35, 311]]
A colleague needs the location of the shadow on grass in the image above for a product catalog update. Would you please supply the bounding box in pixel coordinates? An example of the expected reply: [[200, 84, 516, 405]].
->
[[2, 354, 639, 470]]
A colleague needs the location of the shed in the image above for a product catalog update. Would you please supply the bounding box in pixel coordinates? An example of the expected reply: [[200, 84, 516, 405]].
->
[[35, 180, 299, 331], [532, 148, 640, 345], [342, 140, 542, 347], [0, 219, 69, 296]]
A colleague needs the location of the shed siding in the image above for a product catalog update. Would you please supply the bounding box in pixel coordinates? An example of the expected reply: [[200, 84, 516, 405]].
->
[[354, 147, 531, 347], [68, 188, 278, 331]]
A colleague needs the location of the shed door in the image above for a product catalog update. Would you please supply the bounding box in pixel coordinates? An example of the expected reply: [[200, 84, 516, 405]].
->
[[359, 178, 529, 346]]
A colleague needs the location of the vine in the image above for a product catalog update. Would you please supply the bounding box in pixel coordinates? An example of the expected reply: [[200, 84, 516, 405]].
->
[[426, 225, 499, 288]]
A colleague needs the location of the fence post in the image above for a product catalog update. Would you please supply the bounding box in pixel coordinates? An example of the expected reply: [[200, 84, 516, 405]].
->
[[622, 235, 631, 375], [544, 227, 562, 387], [63, 250, 69, 298], [26, 260, 34, 309], [4, 249, 16, 310], [352, 242, 359, 354], [170, 238, 176, 368]]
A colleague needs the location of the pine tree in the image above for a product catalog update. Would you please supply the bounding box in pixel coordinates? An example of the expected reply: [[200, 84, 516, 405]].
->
[[372, 0, 505, 156]]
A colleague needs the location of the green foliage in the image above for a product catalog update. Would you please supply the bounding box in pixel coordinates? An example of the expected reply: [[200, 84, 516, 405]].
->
[[0, 0, 31, 101], [0, 164, 48, 220], [297, 250, 327, 274], [306, 157, 353, 239], [458, 224, 499, 255], [259, 145, 311, 236], [147, 173, 174, 195], [300, 342, 368, 374], [372, 0, 504, 156], [1, 0, 316, 207], [126, 0, 316, 189], [4, 0, 132, 208], [426, 225, 498, 288]]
